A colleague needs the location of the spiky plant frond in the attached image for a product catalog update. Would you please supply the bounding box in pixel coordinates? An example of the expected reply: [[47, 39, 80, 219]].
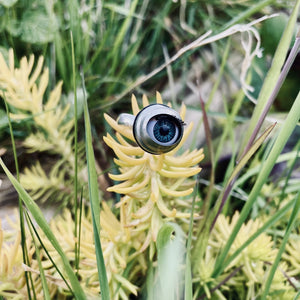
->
[[104, 93, 204, 253], [0, 49, 85, 205]]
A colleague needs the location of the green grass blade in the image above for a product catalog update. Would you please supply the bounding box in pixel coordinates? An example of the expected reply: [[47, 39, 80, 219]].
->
[[109, 0, 139, 74], [4, 98, 34, 299], [221, 0, 276, 31], [209, 123, 276, 231], [26, 211, 73, 292], [70, 30, 81, 274], [185, 182, 199, 300], [213, 90, 300, 277], [228, 123, 276, 183], [261, 190, 300, 299], [25, 212, 51, 300], [146, 262, 154, 300], [184, 254, 192, 300], [0, 158, 87, 300], [238, 0, 300, 157], [82, 75, 110, 300]]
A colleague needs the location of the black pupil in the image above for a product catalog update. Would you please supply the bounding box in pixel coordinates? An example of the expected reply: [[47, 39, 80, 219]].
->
[[153, 117, 176, 143]]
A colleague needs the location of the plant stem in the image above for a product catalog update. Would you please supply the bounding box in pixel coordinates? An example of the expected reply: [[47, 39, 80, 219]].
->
[[239, 31, 300, 161]]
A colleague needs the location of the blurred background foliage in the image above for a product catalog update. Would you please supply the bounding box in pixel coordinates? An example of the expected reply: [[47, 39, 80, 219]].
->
[[0, 0, 297, 197], [0, 0, 294, 111]]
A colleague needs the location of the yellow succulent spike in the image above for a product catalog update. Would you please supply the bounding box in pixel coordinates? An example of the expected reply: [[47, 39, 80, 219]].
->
[[142, 94, 149, 107], [159, 167, 201, 178], [156, 195, 177, 217], [104, 93, 204, 258], [100, 219, 120, 241], [8, 48, 14, 73], [55, 104, 71, 127], [119, 206, 131, 241], [114, 249, 127, 269], [104, 113, 135, 141], [116, 132, 134, 146], [150, 175, 160, 202], [29, 56, 44, 87], [150, 208, 163, 240], [36, 69, 49, 104], [101, 202, 121, 231], [128, 214, 150, 227], [176, 211, 197, 218], [180, 103, 187, 120], [20, 55, 30, 76], [139, 231, 152, 252], [114, 273, 139, 296], [44, 81, 63, 110], [109, 255, 119, 273], [131, 94, 140, 115], [0, 55, 9, 77], [113, 158, 130, 167], [0, 219, 3, 245], [164, 149, 204, 167], [9, 113, 28, 120], [108, 176, 143, 189], [27, 54, 35, 77], [112, 147, 148, 166], [108, 165, 143, 181], [104, 135, 143, 156], [163, 176, 186, 191], [148, 154, 164, 171], [8, 231, 21, 275], [156, 91, 163, 104], [159, 183, 194, 197], [132, 198, 154, 219], [107, 173, 150, 194]]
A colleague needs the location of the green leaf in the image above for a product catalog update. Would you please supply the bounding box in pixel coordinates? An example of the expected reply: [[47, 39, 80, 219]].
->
[[156, 223, 178, 252], [228, 123, 276, 183], [260, 14, 290, 55], [83, 76, 110, 300], [4, 19, 21, 37], [184, 254, 193, 300], [19, 10, 58, 44], [0, 0, 18, 8], [25, 212, 51, 300], [61, 88, 85, 121], [155, 223, 186, 300]]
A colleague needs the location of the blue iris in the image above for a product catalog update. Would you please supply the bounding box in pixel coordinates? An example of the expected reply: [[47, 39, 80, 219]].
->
[[153, 117, 176, 143]]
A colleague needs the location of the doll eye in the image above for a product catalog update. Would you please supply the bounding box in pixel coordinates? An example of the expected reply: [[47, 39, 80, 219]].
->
[[132, 104, 184, 154]]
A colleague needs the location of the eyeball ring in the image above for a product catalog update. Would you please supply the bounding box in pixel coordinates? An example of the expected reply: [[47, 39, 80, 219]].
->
[[117, 104, 184, 155]]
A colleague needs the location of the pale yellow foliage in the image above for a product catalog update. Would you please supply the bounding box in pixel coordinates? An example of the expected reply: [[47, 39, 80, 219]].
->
[[104, 93, 204, 252]]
